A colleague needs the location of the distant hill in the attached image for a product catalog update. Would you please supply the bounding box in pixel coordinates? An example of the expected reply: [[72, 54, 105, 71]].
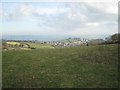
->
[[60, 38, 81, 43], [88, 39, 105, 45], [105, 33, 120, 44], [2, 33, 120, 50]]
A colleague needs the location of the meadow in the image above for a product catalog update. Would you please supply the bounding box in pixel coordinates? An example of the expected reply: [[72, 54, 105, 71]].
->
[[2, 44, 118, 88]]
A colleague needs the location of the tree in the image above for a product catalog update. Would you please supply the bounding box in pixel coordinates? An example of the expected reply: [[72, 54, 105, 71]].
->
[[111, 33, 120, 43], [105, 33, 120, 44]]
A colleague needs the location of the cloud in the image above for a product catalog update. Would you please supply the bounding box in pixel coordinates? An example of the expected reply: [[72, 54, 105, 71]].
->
[[4, 3, 69, 21], [84, 2, 118, 14], [34, 7, 68, 15], [33, 0, 119, 2], [0, 9, 5, 18], [17, 4, 68, 16], [87, 22, 100, 26], [4, 2, 118, 22], [66, 2, 117, 21], [2, 2, 118, 37], [17, 4, 33, 16], [38, 2, 117, 30], [4, 4, 33, 21]]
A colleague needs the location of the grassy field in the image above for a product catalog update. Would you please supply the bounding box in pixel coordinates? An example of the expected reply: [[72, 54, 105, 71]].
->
[[2, 44, 118, 88]]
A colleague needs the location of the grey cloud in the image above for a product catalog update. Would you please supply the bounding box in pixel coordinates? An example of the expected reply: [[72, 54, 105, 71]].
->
[[66, 2, 117, 23], [36, 2, 117, 32], [3, 2, 118, 36]]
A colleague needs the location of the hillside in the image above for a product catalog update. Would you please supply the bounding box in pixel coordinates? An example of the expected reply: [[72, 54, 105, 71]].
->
[[88, 39, 105, 45], [2, 44, 118, 88], [2, 33, 120, 50]]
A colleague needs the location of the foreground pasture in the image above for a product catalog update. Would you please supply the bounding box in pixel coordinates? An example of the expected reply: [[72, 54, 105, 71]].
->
[[2, 44, 118, 88]]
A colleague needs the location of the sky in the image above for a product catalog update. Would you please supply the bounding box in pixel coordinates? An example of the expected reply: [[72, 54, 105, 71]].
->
[[0, 0, 119, 40]]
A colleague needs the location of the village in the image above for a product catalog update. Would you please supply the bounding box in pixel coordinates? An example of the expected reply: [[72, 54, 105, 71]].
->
[[2, 38, 91, 51], [2, 33, 120, 51]]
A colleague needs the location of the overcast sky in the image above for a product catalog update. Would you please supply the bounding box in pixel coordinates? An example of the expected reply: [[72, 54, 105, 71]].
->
[[0, 0, 118, 40]]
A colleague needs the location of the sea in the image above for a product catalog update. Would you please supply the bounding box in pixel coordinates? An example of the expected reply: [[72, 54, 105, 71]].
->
[[1, 35, 109, 41]]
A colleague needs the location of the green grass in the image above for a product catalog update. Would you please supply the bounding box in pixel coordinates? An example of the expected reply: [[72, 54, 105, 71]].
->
[[2, 44, 118, 88]]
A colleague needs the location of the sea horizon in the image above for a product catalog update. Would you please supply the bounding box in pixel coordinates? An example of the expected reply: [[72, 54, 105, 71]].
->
[[2, 34, 110, 41]]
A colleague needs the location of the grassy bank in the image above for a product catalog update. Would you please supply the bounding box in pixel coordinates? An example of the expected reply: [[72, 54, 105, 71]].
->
[[2, 44, 118, 88]]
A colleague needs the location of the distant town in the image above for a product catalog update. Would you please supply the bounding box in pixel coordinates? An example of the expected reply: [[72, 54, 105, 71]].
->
[[1, 33, 120, 51]]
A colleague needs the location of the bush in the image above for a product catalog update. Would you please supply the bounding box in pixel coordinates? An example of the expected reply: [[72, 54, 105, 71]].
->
[[30, 47, 36, 49]]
